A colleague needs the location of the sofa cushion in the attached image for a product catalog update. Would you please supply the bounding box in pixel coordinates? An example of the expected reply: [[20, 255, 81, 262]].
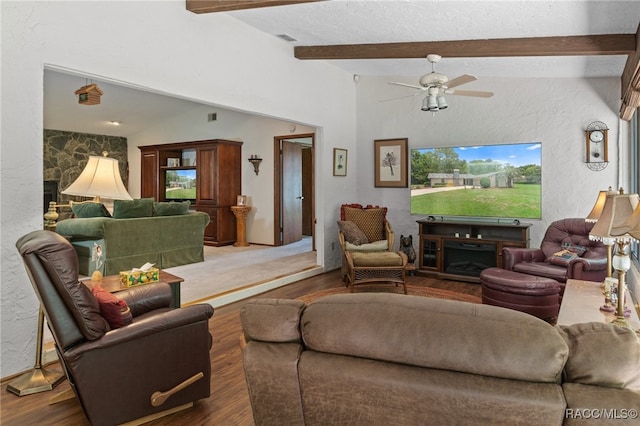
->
[[302, 293, 568, 384], [153, 201, 190, 216], [113, 198, 154, 219], [341, 204, 387, 243], [337, 220, 368, 245], [72, 202, 111, 218], [558, 322, 640, 392]]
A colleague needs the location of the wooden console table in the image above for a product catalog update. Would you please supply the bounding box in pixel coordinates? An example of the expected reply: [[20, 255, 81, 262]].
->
[[557, 279, 640, 330]]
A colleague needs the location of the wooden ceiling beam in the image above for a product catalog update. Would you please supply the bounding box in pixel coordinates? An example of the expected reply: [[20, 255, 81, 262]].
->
[[620, 24, 640, 121], [186, 0, 324, 14], [294, 34, 635, 60]]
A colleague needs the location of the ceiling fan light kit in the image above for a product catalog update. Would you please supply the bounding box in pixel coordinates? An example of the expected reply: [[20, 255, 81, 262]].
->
[[389, 54, 493, 113]]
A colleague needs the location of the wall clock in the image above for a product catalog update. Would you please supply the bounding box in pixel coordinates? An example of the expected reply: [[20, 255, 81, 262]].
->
[[585, 121, 608, 171]]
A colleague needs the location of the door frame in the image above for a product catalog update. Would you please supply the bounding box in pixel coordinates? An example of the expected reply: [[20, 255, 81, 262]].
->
[[273, 133, 315, 248]]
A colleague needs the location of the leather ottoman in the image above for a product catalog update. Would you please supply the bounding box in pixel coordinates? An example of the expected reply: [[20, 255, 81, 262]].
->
[[480, 267, 561, 321], [344, 251, 408, 294]]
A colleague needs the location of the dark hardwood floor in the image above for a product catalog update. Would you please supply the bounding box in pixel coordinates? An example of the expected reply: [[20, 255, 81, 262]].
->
[[0, 269, 481, 426]]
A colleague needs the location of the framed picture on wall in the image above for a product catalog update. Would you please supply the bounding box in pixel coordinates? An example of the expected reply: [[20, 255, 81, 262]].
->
[[374, 138, 408, 187], [333, 148, 348, 176]]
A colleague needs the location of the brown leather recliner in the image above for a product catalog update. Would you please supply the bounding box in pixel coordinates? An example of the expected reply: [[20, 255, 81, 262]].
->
[[502, 218, 608, 292], [16, 230, 214, 426]]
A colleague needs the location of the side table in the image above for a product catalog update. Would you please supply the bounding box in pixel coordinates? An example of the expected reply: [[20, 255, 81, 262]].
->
[[231, 205, 251, 247], [85, 271, 184, 309], [557, 279, 640, 330]]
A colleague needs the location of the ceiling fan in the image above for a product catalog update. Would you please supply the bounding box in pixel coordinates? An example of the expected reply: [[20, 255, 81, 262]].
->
[[387, 54, 494, 112]]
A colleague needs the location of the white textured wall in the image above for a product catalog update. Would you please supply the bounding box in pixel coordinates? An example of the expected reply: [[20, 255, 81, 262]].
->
[[355, 76, 627, 248], [1, 0, 356, 378]]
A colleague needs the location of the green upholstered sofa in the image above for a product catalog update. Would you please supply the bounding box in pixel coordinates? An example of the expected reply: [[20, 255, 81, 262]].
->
[[56, 205, 210, 276]]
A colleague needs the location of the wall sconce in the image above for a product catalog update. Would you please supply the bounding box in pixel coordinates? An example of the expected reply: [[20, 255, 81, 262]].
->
[[248, 155, 262, 175]]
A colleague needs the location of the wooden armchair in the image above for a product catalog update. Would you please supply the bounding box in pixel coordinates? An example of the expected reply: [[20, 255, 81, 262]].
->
[[337, 204, 395, 281]]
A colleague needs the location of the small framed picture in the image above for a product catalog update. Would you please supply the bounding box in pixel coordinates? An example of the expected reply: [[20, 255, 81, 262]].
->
[[167, 158, 180, 167], [333, 148, 347, 176], [237, 195, 247, 206], [374, 138, 408, 187]]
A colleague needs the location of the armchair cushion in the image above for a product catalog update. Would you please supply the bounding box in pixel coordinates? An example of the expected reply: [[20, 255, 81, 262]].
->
[[547, 250, 579, 267], [341, 204, 388, 243], [345, 240, 389, 252], [91, 285, 132, 329], [337, 220, 369, 245]]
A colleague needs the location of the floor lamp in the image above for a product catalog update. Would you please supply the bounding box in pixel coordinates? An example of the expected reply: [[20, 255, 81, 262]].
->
[[6, 308, 65, 395]]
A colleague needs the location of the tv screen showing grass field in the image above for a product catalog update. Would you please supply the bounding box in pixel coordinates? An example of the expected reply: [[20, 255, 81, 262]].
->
[[411, 142, 542, 219]]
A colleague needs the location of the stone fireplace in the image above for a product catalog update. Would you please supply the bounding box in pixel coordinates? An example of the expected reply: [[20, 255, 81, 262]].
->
[[44, 129, 128, 220]]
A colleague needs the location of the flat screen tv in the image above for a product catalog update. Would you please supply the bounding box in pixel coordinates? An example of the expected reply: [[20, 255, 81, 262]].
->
[[410, 142, 542, 220], [165, 169, 196, 201]]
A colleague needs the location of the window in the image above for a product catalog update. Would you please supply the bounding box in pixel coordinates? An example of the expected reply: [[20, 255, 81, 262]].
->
[[631, 112, 639, 261]]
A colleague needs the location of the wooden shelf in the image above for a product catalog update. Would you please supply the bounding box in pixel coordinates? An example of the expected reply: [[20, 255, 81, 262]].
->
[[139, 139, 243, 246]]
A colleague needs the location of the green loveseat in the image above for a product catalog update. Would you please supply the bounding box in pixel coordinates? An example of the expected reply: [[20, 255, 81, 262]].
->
[[56, 202, 210, 276]]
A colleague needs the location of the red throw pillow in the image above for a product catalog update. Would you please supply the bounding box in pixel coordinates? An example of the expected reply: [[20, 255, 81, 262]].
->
[[91, 285, 132, 329]]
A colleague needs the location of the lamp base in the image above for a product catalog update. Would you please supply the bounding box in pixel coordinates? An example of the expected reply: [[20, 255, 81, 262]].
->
[[6, 366, 65, 396], [611, 316, 632, 330]]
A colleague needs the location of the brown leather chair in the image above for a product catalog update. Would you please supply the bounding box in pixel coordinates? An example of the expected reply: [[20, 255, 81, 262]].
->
[[16, 230, 214, 426], [502, 218, 608, 294]]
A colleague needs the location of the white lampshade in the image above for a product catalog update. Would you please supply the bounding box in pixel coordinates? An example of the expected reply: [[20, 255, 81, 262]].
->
[[62, 153, 133, 201], [589, 190, 639, 243], [612, 202, 640, 240], [585, 187, 616, 222]]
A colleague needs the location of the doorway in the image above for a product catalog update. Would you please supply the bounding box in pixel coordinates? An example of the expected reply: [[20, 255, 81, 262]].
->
[[274, 134, 315, 249]]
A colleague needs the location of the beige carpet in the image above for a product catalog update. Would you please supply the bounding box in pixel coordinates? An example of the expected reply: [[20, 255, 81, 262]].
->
[[165, 237, 319, 304], [297, 284, 482, 305]]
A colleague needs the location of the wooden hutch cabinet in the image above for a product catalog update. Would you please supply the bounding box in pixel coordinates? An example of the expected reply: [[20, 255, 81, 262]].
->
[[139, 139, 242, 246], [416, 219, 531, 283]]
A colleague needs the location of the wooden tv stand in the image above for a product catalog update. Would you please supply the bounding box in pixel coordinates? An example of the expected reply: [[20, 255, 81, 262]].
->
[[416, 219, 531, 283]]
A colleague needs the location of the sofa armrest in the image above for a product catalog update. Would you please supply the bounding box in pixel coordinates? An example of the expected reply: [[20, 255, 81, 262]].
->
[[56, 217, 111, 239], [117, 282, 173, 317], [502, 247, 545, 270]]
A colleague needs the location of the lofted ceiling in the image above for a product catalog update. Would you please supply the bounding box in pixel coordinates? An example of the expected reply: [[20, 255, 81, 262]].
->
[[44, 1, 640, 139], [188, 0, 640, 119]]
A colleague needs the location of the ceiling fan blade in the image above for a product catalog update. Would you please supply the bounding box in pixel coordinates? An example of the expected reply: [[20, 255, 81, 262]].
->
[[389, 82, 426, 91], [444, 74, 477, 89], [379, 92, 424, 102], [445, 89, 494, 98]]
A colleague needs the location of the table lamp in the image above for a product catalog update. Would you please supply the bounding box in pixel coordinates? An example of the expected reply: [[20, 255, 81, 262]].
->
[[589, 189, 639, 328], [62, 151, 133, 201], [585, 186, 617, 278]]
